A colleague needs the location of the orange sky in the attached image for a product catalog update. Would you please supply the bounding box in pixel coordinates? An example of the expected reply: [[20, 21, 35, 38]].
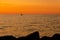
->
[[0, 0, 60, 14]]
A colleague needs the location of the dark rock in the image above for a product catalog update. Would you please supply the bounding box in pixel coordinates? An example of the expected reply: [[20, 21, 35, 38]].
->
[[52, 34, 60, 40], [0, 31, 60, 40], [17, 31, 40, 40], [41, 36, 51, 40], [0, 36, 16, 40]]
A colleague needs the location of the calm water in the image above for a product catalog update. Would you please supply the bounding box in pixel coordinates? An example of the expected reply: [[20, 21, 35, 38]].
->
[[0, 14, 60, 38]]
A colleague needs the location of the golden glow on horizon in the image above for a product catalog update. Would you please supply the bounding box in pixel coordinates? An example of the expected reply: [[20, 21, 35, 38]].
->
[[0, 0, 60, 14]]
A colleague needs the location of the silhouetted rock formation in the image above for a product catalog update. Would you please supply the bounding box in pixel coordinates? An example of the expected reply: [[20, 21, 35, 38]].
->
[[0, 36, 16, 40], [0, 31, 60, 40], [52, 34, 60, 40], [17, 31, 40, 40], [41, 36, 51, 40]]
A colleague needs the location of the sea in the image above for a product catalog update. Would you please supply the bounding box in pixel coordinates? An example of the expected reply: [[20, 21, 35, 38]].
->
[[0, 14, 60, 38]]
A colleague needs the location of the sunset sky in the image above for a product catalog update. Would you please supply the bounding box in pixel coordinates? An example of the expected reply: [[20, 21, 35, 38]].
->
[[0, 0, 60, 14]]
